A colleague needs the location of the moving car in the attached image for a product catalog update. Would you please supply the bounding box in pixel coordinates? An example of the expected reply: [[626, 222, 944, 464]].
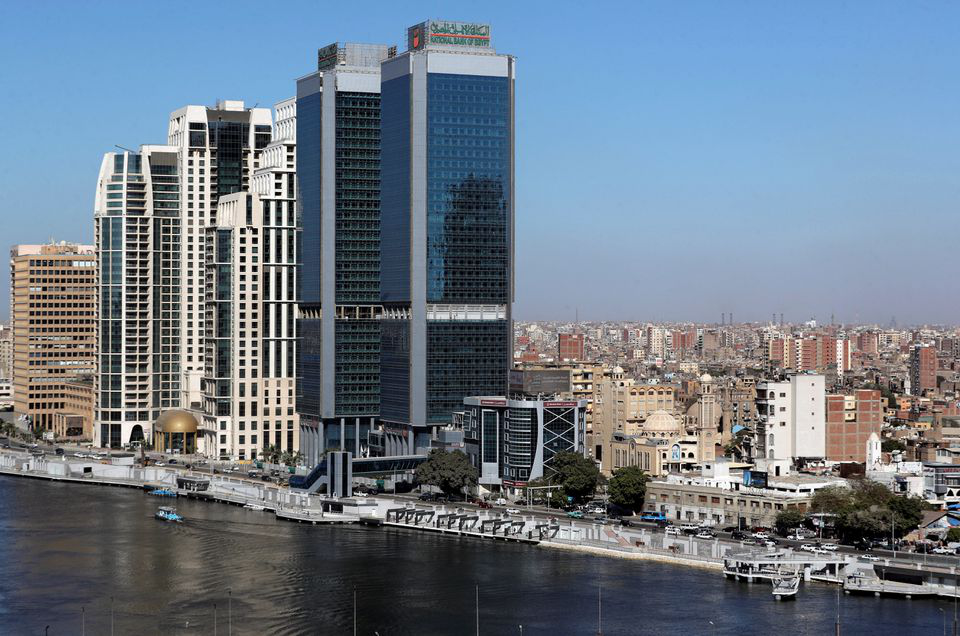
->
[[696, 530, 716, 539], [731, 530, 749, 541], [418, 492, 436, 501], [506, 508, 521, 515], [566, 510, 584, 519], [666, 526, 682, 536]]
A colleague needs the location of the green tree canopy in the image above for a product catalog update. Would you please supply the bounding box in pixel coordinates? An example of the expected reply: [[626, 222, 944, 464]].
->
[[946, 528, 960, 543], [774, 509, 806, 536], [414, 449, 478, 495], [812, 479, 931, 543], [881, 439, 906, 453], [549, 451, 600, 503], [608, 466, 649, 513]]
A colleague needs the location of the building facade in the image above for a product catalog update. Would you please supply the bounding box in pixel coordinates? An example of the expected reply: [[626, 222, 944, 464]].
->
[[755, 374, 826, 463], [0, 324, 12, 382], [10, 242, 96, 432], [825, 389, 883, 463], [167, 101, 273, 411], [200, 191, 299, 461], [557, 333, 584, 361], [379, 21, 515, 455], [297, 43, 393, 466], [93, 147, 182, 447], [910, 343, 937, 396], [463, 395, 587, 492]]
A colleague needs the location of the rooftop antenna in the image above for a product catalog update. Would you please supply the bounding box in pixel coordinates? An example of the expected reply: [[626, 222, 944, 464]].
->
[[114, 144, 136, 153]]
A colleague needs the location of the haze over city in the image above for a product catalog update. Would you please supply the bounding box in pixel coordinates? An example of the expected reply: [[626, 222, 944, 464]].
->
[[2, 1, 957, 324]]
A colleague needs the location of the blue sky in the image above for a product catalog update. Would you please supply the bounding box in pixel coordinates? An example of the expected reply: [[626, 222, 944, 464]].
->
[[1, 1, 957, 325]]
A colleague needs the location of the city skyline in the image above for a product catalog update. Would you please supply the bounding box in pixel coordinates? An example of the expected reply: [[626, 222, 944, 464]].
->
[[2, 1, 959, 325]]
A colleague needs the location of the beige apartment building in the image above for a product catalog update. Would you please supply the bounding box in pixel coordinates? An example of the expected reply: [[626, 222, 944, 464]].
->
[[11, 242, 96, 432], [592, 366, 676, 474]]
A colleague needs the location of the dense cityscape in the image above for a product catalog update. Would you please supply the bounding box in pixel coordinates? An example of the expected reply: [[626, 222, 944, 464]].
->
[[0, 8, 957, 635]]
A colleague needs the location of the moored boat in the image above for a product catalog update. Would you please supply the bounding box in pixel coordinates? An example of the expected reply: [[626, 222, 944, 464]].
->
[[771, 572, 800, 600], [148, 488, 177, 497]]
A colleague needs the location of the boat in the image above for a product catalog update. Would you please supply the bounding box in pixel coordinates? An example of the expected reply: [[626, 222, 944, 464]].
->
[[771, 570, 800, 600], [244, 504, 266, 511], [155, 506, 183, 523], [148, 488, 177, 497]]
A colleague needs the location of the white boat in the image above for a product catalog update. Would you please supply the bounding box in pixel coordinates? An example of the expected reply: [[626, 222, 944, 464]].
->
[[771, 571, 800, 600], [244, 503, 266, 511]]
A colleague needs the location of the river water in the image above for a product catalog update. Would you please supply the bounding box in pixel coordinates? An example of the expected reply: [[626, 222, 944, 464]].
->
[[0, 476, 943, 635]]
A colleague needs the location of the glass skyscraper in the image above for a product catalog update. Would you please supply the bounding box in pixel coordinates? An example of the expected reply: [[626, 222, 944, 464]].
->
[[378, 21, 515, 455], [296, 43, 395, 466]]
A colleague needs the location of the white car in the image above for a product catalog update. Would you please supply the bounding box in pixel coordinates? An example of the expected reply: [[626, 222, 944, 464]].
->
[[860, 555, 881, 562], [799, 544, 816, 553], [494, 498, 507, 506], [820, 543, 839, 552], [666, 527, 682, 536], [933, 547, 954, 555], [810, 547, 829, 555], [354, 491, 368, 498], [74, 452, 87, 459], [506, 508, 521, 515], [753, 531, 769, 540], [155, 462, 166, 467]]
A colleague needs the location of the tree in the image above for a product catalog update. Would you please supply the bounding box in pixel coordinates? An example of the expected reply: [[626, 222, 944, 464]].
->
[[414, 449, 478, 496], [946, 528, 960, 544], [550, 451, 600, 503], [881, 439, 906, 454], [608, 466, 649, 513], [774, 509, 806, 536], [810, 485, 853, 516], [262, 445, 282, 465]]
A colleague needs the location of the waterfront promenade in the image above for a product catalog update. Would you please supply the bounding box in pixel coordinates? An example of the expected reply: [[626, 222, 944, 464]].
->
[[3, 447, 960, 602]]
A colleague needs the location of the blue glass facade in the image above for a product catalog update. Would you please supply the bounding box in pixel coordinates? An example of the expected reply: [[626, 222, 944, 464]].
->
[[426, 73, 511, 305], [380, 75, 411, 304]]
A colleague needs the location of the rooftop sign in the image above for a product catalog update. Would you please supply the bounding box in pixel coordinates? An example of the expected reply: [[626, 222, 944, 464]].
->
[[408, 20, 491, 50]]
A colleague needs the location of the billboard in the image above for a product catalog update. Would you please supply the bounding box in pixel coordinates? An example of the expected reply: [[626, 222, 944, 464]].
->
[[408, 20, 491, 51], [743, 470, 768, 489], [317, 43, 342, 70]]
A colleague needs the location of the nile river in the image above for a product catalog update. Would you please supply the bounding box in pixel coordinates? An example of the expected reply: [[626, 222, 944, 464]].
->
[[0, 476, 944, 634]]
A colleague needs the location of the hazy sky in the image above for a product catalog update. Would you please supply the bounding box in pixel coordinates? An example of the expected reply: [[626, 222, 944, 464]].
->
[[1, 1, 957, 325]]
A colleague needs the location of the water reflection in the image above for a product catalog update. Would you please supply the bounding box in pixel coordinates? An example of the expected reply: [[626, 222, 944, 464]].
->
[[0, 477, 943, 635]]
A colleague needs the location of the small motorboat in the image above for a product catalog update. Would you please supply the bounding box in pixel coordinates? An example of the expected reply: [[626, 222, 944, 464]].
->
[[771, 571, 800, 600], [148, 488, 177, 497], [244, 503, 266, 511], [155, 506, 183, 523]]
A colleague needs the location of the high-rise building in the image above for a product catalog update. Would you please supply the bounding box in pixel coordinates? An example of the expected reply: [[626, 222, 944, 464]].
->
[[825, 389, 882, 463], [10, 242, 96, 432], [94, 147, 182, 447], [201, 191, 299, 460], [167, 101, 273, 411], [557, 332, 584, 361], [296, 43, 394, 466], [94, 101, 271, 449], [378, 21, 515, 455], [910, 343, 937, 396]]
